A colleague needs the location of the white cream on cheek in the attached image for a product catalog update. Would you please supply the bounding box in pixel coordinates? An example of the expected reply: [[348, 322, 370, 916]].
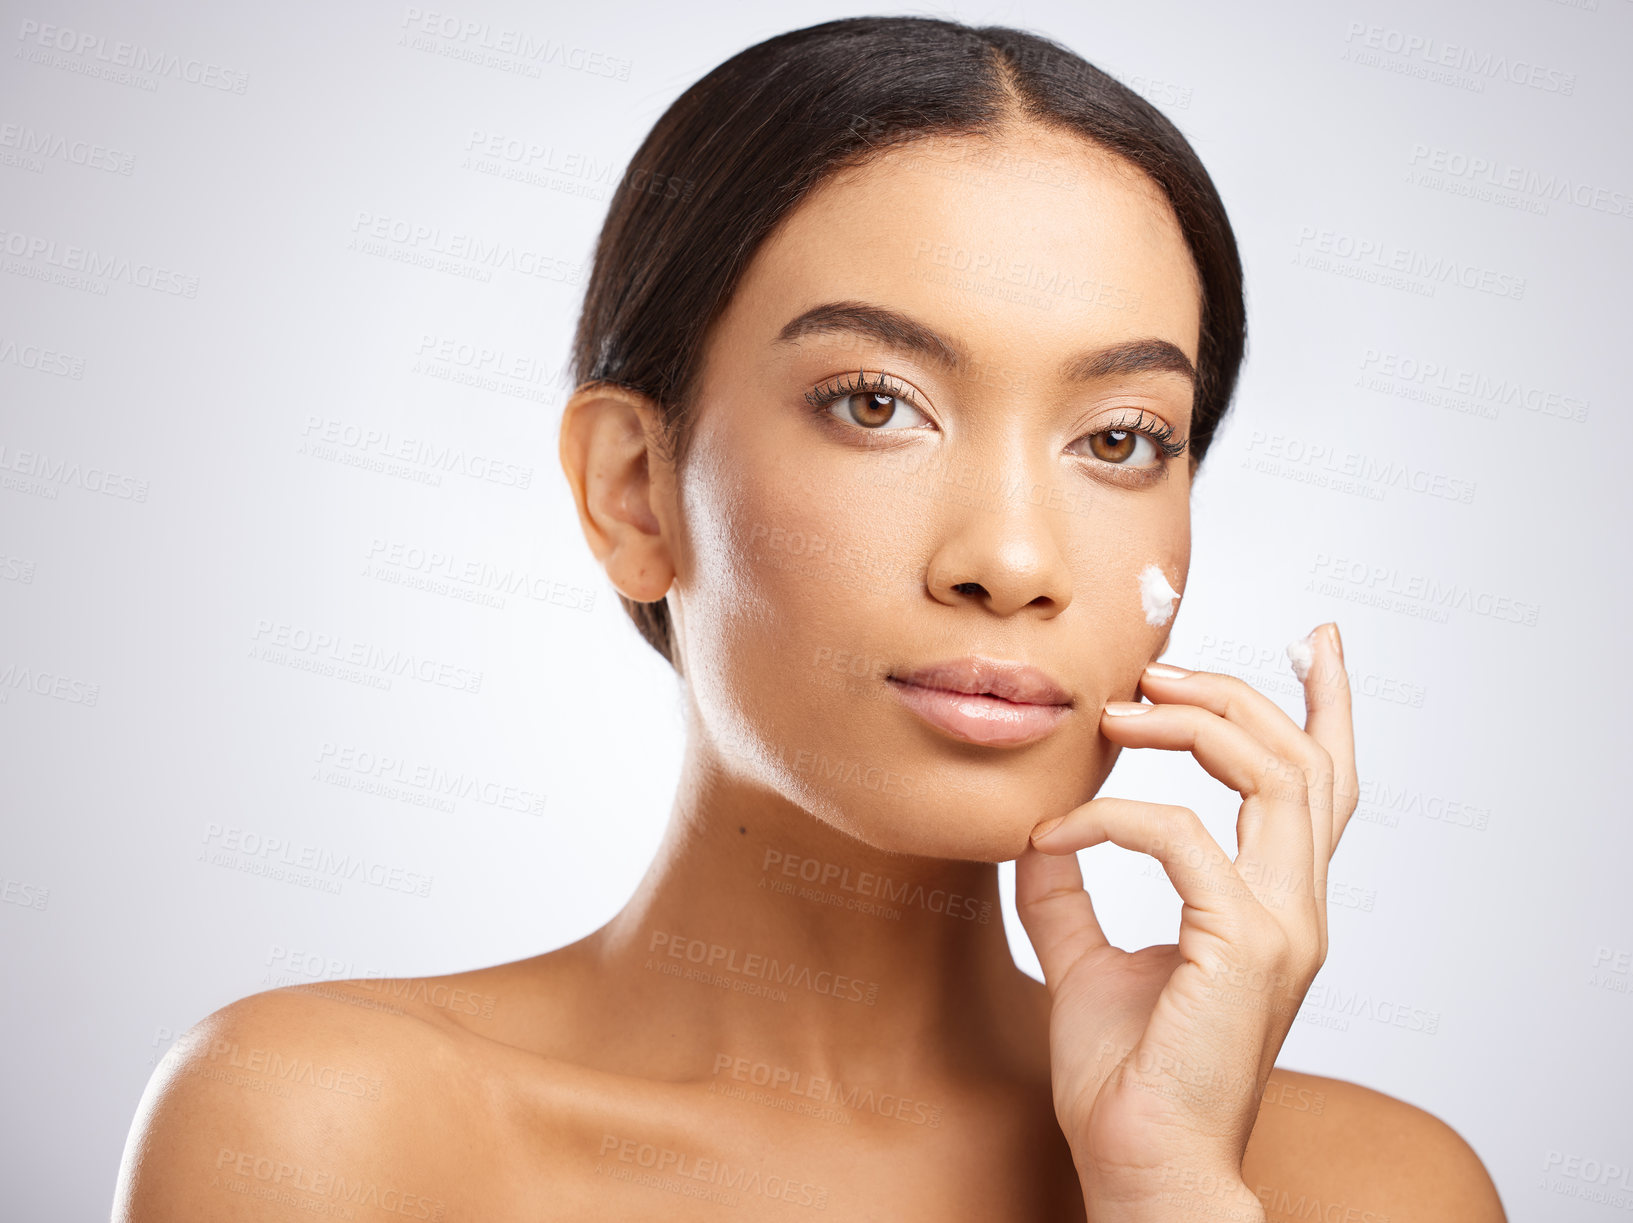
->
[[1138, 564, 1181, 627]]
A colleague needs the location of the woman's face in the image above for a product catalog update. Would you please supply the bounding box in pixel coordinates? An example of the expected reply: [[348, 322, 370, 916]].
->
[[662, 122, 1203, 862]]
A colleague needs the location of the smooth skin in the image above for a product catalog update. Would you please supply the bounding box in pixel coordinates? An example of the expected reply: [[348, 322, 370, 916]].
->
[[114, 122, 1506, 1221], [1025, 632, 1355, 1219]]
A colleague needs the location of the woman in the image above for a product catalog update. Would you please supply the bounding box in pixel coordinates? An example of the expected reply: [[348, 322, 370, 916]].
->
[[115, 17, 1506, 1221]]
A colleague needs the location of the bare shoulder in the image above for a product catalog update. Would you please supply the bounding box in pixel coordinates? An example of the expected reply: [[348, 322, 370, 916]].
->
[[112, 979, 496, 1222], [1244, 1068, 1507, 1223]]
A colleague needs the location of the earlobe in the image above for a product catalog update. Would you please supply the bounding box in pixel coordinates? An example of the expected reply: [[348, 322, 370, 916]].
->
[[558, 383, 677, 603]]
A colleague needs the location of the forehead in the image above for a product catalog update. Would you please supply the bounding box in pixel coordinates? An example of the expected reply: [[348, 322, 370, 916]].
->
[[719, 123, 1203, 378]]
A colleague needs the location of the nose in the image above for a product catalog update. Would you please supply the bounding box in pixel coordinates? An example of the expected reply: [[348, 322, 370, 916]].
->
[[923, 464, 1075, 618]]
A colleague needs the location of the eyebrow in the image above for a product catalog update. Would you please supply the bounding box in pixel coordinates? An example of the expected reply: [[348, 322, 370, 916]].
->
[[773, 300, 1196, 388]]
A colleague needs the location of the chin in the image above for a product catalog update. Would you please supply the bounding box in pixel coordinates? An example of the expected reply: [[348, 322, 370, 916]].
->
[[703, 653, 1116, 861], [783, 756, 1105, 864]]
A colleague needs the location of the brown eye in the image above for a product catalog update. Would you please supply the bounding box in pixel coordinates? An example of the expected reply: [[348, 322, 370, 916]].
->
[[824, 389, 930, 431], [847, 392, 898, 428], [1089, 429, 1136, 462], [1068, 409, 1184, 471]]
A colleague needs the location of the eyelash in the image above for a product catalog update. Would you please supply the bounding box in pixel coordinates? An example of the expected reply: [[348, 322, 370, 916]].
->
[[803, 370, 1190, 463]]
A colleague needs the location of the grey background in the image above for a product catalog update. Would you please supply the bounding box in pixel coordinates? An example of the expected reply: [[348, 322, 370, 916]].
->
[[2, 0, 1630, 1217]]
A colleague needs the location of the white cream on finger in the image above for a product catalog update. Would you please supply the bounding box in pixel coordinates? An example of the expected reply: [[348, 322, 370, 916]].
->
[[1286, 630, 1317, 681]]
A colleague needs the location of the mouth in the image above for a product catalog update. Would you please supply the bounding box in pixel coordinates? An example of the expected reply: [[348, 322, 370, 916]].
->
[[885, 657, 1072, 748]]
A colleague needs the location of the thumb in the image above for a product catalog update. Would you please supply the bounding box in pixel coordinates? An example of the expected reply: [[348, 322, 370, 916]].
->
[[1014, 844, 1109, 990]]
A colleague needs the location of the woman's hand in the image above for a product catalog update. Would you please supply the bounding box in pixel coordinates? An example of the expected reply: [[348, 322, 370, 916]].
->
[[1014, 623, 1358, 1223]]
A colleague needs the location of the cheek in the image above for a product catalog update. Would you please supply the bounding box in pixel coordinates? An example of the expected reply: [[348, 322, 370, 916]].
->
[[1137, 516, 1191, 634], [1070, 503, 1190, 694], [1138, 562, 1182, 627], [678, 445, 895, 715], [672, 423, 1194, 858], [679, 457, 948, 846]]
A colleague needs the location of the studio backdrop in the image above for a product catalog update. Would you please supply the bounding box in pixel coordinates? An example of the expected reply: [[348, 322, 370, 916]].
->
[[1, 1, 1629, 1218]]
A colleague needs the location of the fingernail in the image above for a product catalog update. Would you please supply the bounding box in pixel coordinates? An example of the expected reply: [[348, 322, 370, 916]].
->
[[1031, 815, 1066, 843], [1144, 662, 1192, 680], [1286, 630, 1317, 682], [1103, 701, 1153, 716], [1326, 622, 1344, 665]]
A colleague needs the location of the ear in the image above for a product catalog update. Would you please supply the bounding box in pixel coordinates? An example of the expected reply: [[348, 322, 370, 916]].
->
[[557, 382, 676, 604]]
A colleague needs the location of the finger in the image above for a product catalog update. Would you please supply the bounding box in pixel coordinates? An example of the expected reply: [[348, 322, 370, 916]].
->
[[1139, 658, 1322, 780], [1013, 843, 1109, 990], [1097, 703, 1316, 914], [1033, 798, 1313, 1058], [1030, 797, 1256, 960], [1141, 638, 1339, 864], [1302, 623, 1359, 852]]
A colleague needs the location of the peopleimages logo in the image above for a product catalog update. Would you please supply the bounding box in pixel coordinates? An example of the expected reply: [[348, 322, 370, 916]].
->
[[0, 336, 86, 379], [0, 122, 135, 175], [646, 930, 881, 1006], [1341, 21, 1576, 95], [14, 19, 251, 93], [250, 618, 484, 695], [200, 823, 435, 898], [298, 416, 533, 491], [316, 741, 547, 816], [0, 442, 149, 501], [363, 538, 596, 612], [1310, 552, 1541, 628], [398, 7, 632, 81], [761, 848, 992, 923], [1407, 144, 1629, 219], [0, 660, 99, 705], [0, 225, 200, 297], [349, 211, 586, 285], [1293, 225, 1525, 301], [710, 1053, 944, 1127], [1358, 348, 1590, 424]]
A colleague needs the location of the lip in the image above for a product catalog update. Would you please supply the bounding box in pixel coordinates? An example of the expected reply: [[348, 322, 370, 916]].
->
[[886, 657, 1072, 748]]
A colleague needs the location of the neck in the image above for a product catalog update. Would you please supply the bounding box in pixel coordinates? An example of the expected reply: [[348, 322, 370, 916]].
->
[[583, 728, 1050, 1089]]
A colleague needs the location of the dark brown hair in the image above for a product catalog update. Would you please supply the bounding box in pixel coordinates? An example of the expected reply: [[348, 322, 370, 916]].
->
[[570, 16, 1246, 669]]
